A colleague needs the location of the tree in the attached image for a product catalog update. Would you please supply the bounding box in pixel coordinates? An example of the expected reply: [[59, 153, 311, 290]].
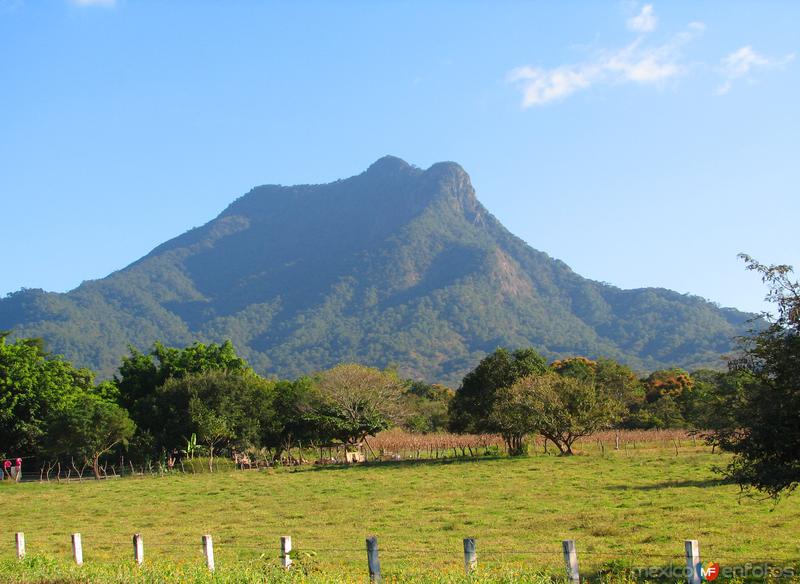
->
[[0, 333, 95, 458], [189, 397, 233, 472], [448, 347, 548, 433], [261, 377, 319, 458], [115, 340, 251, 454], [159, 369, 276, 457], [709, 255, 800, 498], [494, 372, 624, 455], [402, 381, 453, 433], [312, 364, 405, 447], [47, 393, 135, 479]]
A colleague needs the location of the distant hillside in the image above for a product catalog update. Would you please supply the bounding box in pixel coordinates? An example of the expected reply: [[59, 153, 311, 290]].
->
[[0, 156, 752, 385]]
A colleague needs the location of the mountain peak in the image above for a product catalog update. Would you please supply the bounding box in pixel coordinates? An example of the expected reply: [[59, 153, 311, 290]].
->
[[366, 155, 414, 175]]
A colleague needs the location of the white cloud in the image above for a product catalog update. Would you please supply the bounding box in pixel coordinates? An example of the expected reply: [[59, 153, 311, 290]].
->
[[509, 24, 701, 107], [627, 4, 657, 33], [717, 46, 796, 95], [70, 0, 116, 6], [507, 65, 595, 107]]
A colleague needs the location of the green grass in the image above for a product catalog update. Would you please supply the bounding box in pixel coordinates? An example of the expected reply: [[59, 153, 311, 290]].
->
[[2, 442, 800, 582]]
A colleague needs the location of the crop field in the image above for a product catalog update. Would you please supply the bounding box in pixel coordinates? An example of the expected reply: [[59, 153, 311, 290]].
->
[[1, 432, 799, 583]]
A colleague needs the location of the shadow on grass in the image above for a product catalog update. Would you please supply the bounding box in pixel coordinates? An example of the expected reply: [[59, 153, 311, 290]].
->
[[298, 454, 507, 473], [606, 477, 734, 491]]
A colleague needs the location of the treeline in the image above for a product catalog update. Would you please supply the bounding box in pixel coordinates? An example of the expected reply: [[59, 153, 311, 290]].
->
[[1, 329, 743, 474], [0, 335, 455, 476]]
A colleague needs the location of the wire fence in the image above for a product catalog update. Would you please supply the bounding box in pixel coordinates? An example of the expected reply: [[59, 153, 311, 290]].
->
[[5, 530, 799, 579]]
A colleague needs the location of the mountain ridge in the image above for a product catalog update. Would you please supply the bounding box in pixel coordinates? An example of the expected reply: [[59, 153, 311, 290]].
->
[[0, 157, 752, 385]]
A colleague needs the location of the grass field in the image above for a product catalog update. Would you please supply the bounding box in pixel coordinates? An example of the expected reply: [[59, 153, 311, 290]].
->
[[1, 436, 799, 583]]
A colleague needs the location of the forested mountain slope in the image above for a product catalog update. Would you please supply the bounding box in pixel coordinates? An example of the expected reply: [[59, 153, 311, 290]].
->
[[0, 156, 751, 384]]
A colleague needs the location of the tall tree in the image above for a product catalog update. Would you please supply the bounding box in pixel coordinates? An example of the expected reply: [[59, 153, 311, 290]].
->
[[0, 333, 94, 457], [158, 369, 275, 455], [115, 340, 251, 453], [710, 255, 800, 498], [448, 347, 548, 433]]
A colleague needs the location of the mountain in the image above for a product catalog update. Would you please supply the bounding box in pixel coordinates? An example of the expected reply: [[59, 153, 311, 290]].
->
[[0, 156, 751, 385]]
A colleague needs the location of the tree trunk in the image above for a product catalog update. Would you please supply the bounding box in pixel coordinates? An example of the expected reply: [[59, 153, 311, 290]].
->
[[209, 446, 214, 472], [92, 455, 101, 480]]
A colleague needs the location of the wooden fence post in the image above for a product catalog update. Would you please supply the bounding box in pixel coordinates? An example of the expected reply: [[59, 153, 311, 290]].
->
[[202, 534, 215, 572], [685, 540, 701, 584], [562, 539, 579, 583], [71, 533, 83, 566], [133, 533, 144, 565], [15, 533, 25, 560], [463, 538, 477, 574], [366, 536, 381, 582], [280, 536, 292, 569]]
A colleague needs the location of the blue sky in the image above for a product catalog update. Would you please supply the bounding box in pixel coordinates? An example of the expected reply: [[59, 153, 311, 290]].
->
[[1, 0, 798, 314]]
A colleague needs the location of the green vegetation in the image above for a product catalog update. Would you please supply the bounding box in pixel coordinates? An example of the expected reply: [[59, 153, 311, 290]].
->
[[0, 157, 753, 385], [492, 372, 623, 455], [708, 255, 800, 498], [2, 440, 799, 582]]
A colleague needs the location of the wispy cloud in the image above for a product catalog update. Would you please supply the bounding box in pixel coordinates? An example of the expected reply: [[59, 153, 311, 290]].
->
[[508, 23, 701, 107], [70, 0, 116, 6], [627, 4, 657, 33], [716, 46, 795, 95]]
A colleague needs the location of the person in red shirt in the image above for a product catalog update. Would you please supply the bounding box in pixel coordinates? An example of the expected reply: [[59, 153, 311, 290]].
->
[[2, 459, 11, 480]]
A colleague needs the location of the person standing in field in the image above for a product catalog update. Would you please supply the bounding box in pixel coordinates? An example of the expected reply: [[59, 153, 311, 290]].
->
[[2, 459, 11, 480], [11, 458, 22, 482]]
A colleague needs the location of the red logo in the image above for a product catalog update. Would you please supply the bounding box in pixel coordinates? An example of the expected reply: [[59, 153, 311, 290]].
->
[[702, 562, 720, 581]]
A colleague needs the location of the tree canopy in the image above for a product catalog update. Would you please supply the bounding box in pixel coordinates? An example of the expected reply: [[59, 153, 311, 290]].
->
[[448, 347, 548, 433], [710, 255, 800, 498]]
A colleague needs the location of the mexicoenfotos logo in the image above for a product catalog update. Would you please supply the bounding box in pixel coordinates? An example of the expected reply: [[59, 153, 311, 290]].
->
[[702, 561, 720, 581]]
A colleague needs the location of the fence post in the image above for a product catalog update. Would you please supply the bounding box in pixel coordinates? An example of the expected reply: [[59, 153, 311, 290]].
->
[[280, 535, 292, 569], [463, 537, 477, 574], [71, 533, 83, 566], [366, 536, 381, 582], [15, 532, 25, 560], [133, 533, 144, 566], [202, 534, 215, 572], [562, 539, 579, 583], [685, 540, 701, 584]]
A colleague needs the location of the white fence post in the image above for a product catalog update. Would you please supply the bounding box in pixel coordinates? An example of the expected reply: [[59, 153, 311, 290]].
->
[[71, 533, 83, 566], [463, 538, 477, 574], [202, 534, 215, 572], [280, 535, 292, 569], [366, 536, 381, 582], [15, 532, 25, 560], [685, 540, 701, 584], [562, 539, 579, 583], [133, 533, 144, 565]]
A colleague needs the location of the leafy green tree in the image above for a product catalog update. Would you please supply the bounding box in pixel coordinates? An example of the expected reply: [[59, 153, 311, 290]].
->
[[115, 340, 251, 453], [448, 347, 548, 433], [494, 371, 624, 455], [46, 393, 135, 479], [0, 333, 94, 457], [158, 369, 276, 455], [554, 357, 644, 424], [710, 255, 800, 498], [402, 381, 453, 433], [312, 364, 405, 447], [189, 397, 233, 472], [261, 377, 319, 457]]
